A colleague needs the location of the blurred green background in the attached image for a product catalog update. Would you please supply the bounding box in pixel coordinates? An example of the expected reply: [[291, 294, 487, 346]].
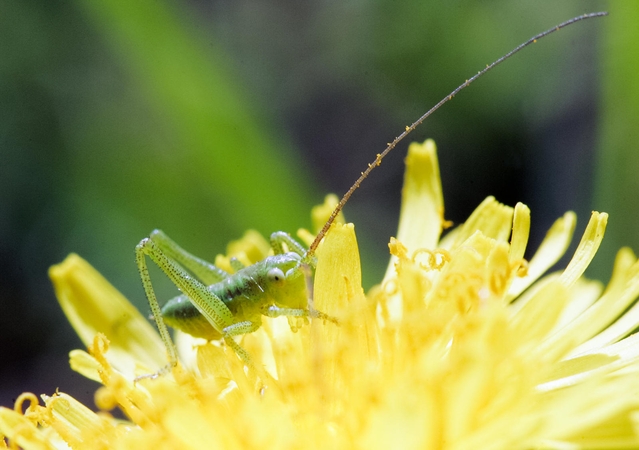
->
[[1, 0, 637, 408]]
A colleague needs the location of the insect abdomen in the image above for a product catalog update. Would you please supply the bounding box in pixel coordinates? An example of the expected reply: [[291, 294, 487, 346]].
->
[[161, 295, 222, 340], [161, 268, 267, 339], [209, 268, 268, 314]]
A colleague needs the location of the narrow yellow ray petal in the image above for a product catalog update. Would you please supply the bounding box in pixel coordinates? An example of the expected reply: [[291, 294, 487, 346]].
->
[[43, 392, 113, 447], [509, 202, 531, 263], [384, 139, 444, 281], [314, 222, 364, 318], [573, 331, 639, 372], [452, 197, 514, 248], [396, 139, 445, 249], [537, 375, 639, 443], [542, 247, 638, 360], [510, 280, 569, 343], [507, 212, 576, 301], [559, 212, 608, 287], [561, 407, 639, 450], [509, 275, 602, 327], [574, 280, 639, 354], [539, 353, 621, 391], [576, 298, 639, 354], [313, 222, 373, 403], [311, 194, 345, 234], [215, 230, 271, 271], [49, 254, 166, 376], [550, 277, 603, 331], [509, 274, 561, 315], [539, 331, 639, 391], [69, 350, 102, 383], [569, 252, 639, 355]]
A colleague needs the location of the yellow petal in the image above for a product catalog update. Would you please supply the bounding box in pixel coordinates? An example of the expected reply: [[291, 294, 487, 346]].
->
[[559, 211, 608, 287], [536, 375, 639, 443], [507, 212, 576, 301], [540, 333, 639, 391], [540, 243, 635, 361], [396, 139, 445, 250], [313, 222, 374, 400], [49, 254, 166, 376], [384, 139, 445, 281], [314, 222, 364, 321], [510, 280, 569, 343], [551, 277, 603, 331], [568, 250, 639, 355], [561, 407, 639, 449], [69, 350, 102, 383], [539, 352, 621, 391], [43, 392, 119, 448], [215, 230, 271, 271], [0, 407, 51, 450], [508, 202, 530, 264], [311, 194, 345, 234], [451, 196, 514, 248]]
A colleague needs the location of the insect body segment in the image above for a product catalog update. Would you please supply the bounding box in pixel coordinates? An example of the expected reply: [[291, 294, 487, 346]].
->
[[162, 252, 308, 338], [136, 229, 334, 374]]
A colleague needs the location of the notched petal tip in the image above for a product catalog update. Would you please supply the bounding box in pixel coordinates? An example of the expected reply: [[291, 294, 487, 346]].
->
[[453, 196, 514, 248]]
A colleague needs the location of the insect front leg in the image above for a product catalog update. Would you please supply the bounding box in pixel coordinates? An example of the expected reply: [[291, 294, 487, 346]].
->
[[135, 237, 235, 372], [270, 232, 312, 263], [264, 305, 338, 325], [220, 320, 263, 370]]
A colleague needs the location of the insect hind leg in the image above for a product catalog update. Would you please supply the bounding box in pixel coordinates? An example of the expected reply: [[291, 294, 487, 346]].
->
[[221, 320, 262, 369], [135, 237, 236, 373], [149, 229, 230, 285], [135, 238, 179, 371]]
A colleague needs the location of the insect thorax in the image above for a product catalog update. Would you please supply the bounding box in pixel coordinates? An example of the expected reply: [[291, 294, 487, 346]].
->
[[213, 253, 308, 314], [161, 252, 308, 339]]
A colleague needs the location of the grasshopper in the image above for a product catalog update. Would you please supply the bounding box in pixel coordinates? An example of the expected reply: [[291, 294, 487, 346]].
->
[[136, 12, 607, 376], [136, 229, 332, 373]]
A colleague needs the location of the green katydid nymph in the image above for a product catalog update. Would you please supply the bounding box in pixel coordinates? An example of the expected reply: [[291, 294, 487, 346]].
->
[[135, 12, 607, 378], [136, 229, 333, 376]]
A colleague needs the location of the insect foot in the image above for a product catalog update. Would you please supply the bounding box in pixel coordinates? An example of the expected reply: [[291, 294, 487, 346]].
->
[[133, 362, 175, 384], [309, 308, 339, 325]]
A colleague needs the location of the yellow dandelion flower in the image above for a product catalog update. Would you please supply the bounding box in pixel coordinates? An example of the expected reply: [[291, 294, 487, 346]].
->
[[3, 139, 639, 449]]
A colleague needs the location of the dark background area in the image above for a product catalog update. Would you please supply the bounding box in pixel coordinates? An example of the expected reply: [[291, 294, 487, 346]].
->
[[1, 0, 638, 410]]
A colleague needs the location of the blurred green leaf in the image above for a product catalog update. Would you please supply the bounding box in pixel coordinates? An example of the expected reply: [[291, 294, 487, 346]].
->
[[72, 0, 315, 232], [592, 1, 639, 281], [56, 0, 324, 301]]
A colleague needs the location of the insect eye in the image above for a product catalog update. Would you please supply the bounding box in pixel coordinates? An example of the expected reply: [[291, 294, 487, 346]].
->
[[267, 268, 286, 282]]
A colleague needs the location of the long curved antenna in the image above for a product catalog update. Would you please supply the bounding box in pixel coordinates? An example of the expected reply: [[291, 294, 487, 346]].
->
[[306, 11, 607, 258]]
